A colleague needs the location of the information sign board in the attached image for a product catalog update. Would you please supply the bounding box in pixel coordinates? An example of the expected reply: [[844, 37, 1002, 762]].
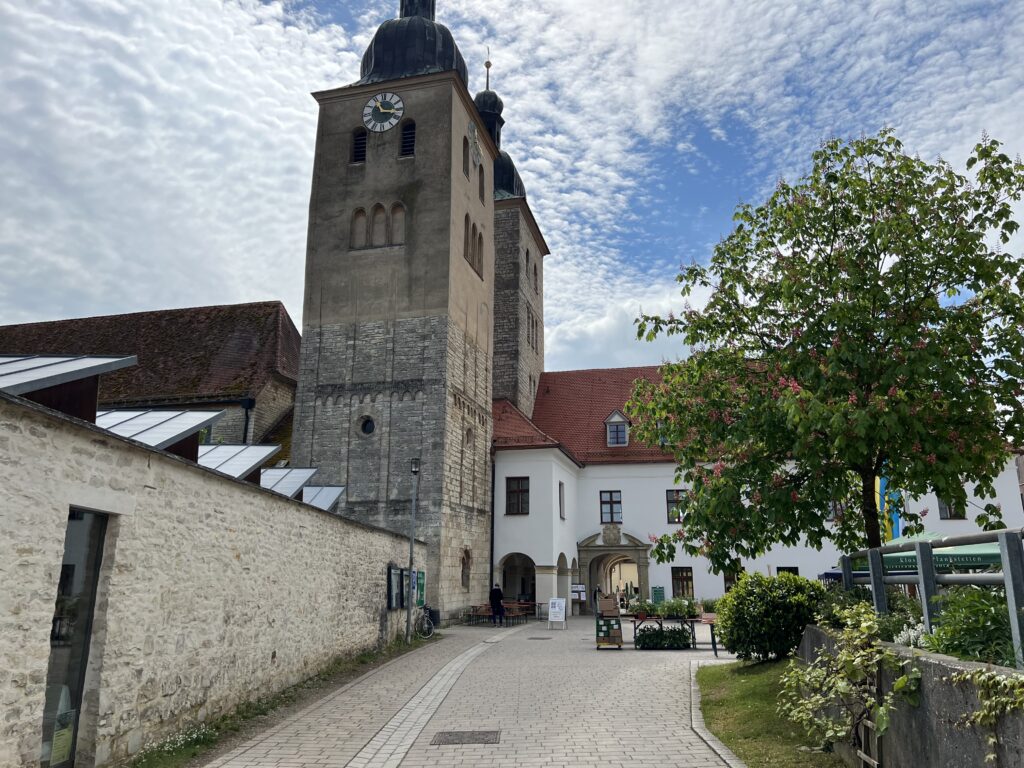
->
[[548, 597, 567, 629]]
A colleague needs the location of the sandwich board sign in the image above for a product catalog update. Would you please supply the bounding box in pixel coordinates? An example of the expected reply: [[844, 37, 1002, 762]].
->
[[548, 597, 567, 629]]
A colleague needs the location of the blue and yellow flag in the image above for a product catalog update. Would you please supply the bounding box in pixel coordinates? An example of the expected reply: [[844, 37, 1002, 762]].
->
[[876, 476, 902, 542]]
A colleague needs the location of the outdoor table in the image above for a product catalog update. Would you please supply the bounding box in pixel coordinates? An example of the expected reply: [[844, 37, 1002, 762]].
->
[[632, 616, 718, 656]]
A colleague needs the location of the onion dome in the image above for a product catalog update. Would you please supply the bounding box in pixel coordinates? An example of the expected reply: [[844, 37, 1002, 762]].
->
[[357, 0, 468, 86], [495, 150, 527, 200], [474, 89, 505, 148]]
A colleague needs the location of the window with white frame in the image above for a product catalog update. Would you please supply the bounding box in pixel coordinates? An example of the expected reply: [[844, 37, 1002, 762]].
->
[[600, 490, 622, 524], [605, 411, 629, 447]]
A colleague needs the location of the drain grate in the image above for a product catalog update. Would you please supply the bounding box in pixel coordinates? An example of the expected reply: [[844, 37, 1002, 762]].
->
[[431, 730, 501, 745], [527, 637, 553, 640]]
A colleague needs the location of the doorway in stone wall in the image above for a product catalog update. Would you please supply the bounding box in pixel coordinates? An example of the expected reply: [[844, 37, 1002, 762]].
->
[[40, 509, 108, 768], [577, 528, 651, 613]]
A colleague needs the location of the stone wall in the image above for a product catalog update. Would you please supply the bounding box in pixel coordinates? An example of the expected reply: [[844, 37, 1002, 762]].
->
[[0, 394, 424, 768], [252, 377, 296, 443], [491, 203, 544, 417], [799, 624, 1024, 768]]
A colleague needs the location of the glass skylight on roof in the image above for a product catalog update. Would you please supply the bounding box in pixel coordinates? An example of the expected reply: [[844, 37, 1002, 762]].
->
[[198, 444, 281, 479], [95, 409, 223, 450], [0, 355, 137, 395], [261, 468, 318, 499], [301, 485, 345, 511]]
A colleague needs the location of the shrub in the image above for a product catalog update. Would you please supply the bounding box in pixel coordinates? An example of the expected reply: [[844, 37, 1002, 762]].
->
[[779, 603, 921, 750], [716, 572, 826, 661], [923, 586, 1015, 667], [817, 584, 922, 642], [635, 625, 692, 650], [699, 596, 719, 614]]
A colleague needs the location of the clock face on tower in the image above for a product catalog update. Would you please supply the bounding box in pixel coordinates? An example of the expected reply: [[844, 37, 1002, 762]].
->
[[362, 92, 405, 132]]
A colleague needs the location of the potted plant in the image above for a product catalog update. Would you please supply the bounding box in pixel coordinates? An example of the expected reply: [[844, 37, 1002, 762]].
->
[[631, 599, 656, 621], [699, 597, 719, 621]]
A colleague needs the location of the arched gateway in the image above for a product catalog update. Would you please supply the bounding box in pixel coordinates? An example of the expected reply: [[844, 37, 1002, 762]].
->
[[577, 526, 652, 613]]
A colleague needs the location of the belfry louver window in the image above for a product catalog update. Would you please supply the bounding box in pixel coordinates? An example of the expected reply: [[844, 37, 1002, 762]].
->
[[352, 128, 368, 163], [400, 121, 416, 157]]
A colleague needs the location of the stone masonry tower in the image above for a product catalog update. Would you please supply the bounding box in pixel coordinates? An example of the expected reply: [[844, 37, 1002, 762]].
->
[[291, 0, 496, 621], [476, 84, 549, 417]]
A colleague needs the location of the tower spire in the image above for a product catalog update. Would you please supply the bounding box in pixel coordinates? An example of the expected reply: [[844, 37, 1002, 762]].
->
[[400, 0, 436, 20], [485, 48, 492, 91]]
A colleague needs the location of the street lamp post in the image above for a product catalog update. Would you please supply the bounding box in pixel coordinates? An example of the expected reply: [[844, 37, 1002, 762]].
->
[[405, 457, 420, 643]]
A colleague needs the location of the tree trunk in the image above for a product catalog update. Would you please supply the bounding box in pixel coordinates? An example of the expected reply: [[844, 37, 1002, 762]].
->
[[860, 471, 882, 549]]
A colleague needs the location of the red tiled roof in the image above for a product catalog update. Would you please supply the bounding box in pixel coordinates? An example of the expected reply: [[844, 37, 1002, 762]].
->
[[493, 399, 560, 449], [0, 302, 300, 406], [529, 366, 673, 465]]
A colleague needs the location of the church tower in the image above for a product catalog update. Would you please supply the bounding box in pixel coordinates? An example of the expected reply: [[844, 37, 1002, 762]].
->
[[477, 79, 549, 416], [292, 0, 496, 620]]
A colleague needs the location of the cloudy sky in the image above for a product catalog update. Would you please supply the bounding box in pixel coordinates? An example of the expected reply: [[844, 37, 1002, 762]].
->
[[1, 0, 1022, 371]]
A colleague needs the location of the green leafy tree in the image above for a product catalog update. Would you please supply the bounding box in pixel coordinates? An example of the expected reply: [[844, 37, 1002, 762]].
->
[[629, 131, 1024, 570]]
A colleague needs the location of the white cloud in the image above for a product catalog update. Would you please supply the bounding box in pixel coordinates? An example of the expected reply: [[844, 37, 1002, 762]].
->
[[1, 0, 1022, 375]]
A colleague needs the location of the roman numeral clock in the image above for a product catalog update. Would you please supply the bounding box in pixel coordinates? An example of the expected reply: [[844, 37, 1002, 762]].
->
[[362, 92, 405, 132]]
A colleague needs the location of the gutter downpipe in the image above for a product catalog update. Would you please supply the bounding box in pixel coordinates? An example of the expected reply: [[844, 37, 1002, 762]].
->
[[490, 445, 496, 589]]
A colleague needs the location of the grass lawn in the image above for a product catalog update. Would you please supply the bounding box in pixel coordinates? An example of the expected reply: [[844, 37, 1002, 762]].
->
[[697, 661, 844, 768]]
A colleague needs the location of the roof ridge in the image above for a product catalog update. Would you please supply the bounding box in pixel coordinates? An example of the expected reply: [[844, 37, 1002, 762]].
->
[[0, 300, 287, 328], [541, 364, 665, 376]]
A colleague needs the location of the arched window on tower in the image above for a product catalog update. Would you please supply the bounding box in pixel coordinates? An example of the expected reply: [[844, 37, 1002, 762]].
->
[[350, 209, 367, 249], [478, 166, 485, 203], [471, 223, 478, 270], [370, 204, 387, 247], [351, 127, 368, 164], [464, 214, 471, 265], [477, 232, 484, 278], [400, 120, 416, 157], [534, 264, 539, 293], [463, 136, 470, 177], [390, 203, 406, 245], [525, 249, 531, 283], [461, 549, 472, 590]]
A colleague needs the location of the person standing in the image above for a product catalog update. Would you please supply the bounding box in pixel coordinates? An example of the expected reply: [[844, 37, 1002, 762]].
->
[[489, 582, 505, 626]]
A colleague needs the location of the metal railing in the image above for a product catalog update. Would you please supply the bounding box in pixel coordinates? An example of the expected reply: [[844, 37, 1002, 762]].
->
[[839, 528, 1024, 669]]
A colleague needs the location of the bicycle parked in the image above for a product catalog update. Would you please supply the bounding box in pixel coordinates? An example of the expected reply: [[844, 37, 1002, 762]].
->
[[415, 604, 434, 639]]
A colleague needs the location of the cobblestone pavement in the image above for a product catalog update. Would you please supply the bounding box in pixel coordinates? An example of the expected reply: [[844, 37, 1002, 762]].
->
[[202, 617, 744, 768]]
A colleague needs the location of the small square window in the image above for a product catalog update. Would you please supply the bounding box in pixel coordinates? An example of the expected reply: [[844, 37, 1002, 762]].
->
[[607, 423, 627, 446], [600, 490, 622, 524], [938, 497, 965, 520], [506, 477, 529, 515]]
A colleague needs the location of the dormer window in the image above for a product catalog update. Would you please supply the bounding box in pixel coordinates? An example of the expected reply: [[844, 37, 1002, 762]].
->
[[605, 411, 629, 447]]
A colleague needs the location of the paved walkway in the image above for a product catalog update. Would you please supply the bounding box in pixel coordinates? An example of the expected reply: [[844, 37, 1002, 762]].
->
[[202, 617, 744, 768]]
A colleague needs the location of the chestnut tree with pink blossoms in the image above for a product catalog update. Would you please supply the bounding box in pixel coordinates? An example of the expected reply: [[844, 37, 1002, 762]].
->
[[629, 131, 1024, 571]]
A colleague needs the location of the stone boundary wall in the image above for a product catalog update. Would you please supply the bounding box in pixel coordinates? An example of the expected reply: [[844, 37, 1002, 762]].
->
[[0, 394, 425, 768], [799, 624, 1024, 768]]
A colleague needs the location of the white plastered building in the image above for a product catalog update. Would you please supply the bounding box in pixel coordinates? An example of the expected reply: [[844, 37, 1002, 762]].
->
[[491, 369, 1024, 614]]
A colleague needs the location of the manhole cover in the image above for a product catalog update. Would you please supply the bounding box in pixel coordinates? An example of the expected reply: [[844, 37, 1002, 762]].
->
[[527, 637, 553, 640], [431, 731, 500, 745]]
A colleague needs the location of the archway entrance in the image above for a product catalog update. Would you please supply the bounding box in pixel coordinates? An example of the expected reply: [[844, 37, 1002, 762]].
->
[[577, 527, 651, 614], [499, 552, 536, 602]]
